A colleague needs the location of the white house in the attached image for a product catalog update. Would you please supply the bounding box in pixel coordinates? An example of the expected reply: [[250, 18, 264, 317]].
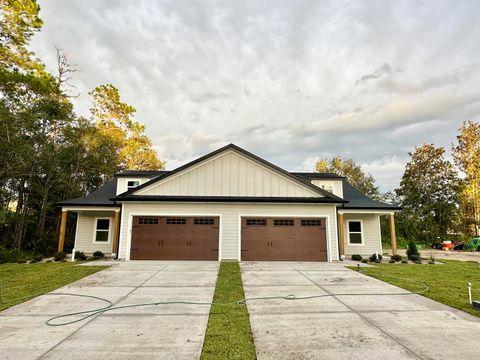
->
[[57, 144, 399, 261]]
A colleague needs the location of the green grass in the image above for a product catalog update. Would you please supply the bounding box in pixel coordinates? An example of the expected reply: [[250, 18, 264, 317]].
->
[[201, 262, 256, 360], [0, 262, 107, 311], [351, 259, 480, 317]]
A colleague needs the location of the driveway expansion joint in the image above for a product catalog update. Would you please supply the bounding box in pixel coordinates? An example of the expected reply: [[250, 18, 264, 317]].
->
[[36, 262, 171, 359], [290, 264, 425, 360]]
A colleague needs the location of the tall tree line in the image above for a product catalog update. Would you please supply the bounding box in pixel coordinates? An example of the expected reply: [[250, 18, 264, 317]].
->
[[316, 121, 480, 245], [0, 0, 163, 255]]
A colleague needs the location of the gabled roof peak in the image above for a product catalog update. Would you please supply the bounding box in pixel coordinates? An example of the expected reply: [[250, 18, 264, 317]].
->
[[114, 143, 346, 202]]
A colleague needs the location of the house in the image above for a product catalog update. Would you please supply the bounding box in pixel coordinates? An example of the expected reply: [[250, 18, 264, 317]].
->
[[57, 144, 400, 261]]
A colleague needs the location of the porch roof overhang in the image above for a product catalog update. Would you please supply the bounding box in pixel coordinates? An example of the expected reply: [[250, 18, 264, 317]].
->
[[59, 205, 120, 212], [337, 208, 401, 215]]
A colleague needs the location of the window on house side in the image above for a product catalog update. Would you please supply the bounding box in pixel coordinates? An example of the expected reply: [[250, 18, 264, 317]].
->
[[348, 221, 363, 244], [95, 219, 110, 242]]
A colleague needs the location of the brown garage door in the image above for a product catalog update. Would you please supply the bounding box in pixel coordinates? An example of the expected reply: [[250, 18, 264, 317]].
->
[[241, 217, 327, 261], [130, 216, 219, 260]]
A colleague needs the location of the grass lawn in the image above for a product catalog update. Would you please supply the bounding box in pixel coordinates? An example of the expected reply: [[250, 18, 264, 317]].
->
[[0, 262, 107, 311], [353, 259, 480, 317], [201, 262, 256, 360]]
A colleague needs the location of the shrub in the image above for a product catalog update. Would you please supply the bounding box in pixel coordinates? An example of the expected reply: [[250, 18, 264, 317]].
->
[[34, 255, 44, 262], [406, 241, 420, 260], [93, 251, 105, 258], [389, 259, 395, 263], [54, 252, 66, 262], [391, 254, 402, 262], [361, 259, 368, 263], [369, 253, 382, 262], [351, 254, 362, 261], [75, 251, 87, 261], [401, 259, 408, 264], [0, 247, 28, 264], [16, 259, 27, 264], [409, 254, 419, 262]]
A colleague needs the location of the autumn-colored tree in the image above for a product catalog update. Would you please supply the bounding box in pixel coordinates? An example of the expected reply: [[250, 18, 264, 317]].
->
[[452, 120, 480, 236], [315, 157, 380, 199], [89, 84, 164, 173], [396, 144, 460, 244]]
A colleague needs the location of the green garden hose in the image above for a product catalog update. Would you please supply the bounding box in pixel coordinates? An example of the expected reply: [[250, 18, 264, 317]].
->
[[1, 272, 430, 327]]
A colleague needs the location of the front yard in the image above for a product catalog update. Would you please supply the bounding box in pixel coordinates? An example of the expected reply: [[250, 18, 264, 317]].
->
[[355, 259, 480, 317], [0, 262, 107, 311], [201, 262, 256, 360]]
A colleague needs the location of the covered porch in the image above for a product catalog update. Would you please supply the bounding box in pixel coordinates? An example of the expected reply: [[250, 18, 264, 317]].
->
[[337, 209, 398, 258], [57, 206, 121, 257]]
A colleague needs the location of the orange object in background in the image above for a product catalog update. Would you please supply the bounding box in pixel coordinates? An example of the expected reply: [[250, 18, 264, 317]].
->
[[442, 242, 455, 250]]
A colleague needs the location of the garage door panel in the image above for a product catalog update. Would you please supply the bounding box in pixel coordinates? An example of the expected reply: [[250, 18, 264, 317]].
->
[[130, 216, 219, 260], [241, 217, 327, 261]]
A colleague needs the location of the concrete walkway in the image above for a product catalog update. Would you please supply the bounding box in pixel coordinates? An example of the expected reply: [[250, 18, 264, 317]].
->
[[0, 261, 219, 360], [241, 261, 480, 360]]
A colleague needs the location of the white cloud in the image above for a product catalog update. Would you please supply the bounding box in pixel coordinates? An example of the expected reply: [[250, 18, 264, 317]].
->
[[30, 0, 480, 191]]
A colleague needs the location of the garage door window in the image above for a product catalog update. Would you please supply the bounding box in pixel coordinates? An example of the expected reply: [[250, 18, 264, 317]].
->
[[138, 218, 159, 225], [94, 219, 110, 243], [347, 220, 363, 245], [246, 219, 267, 226], [166, 218, 187, 225], [194, 218, 214, 225], [273, 219, 294, 226], [301, 219, 322, 226]]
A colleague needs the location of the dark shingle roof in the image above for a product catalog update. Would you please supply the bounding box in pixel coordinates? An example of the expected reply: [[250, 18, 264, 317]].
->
[[57, 147, 398, 210], [58, 176, 399, 210], [341, 181, 400, 210], [58, 178, 119, 207]]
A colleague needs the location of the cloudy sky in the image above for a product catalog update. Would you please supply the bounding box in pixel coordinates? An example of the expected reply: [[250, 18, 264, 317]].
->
[[30, 0, 480, 191]]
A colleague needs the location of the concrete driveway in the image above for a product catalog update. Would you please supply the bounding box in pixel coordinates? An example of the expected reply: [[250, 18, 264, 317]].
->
[[0, 261, 219, 360], [241, 262, 480, 360]]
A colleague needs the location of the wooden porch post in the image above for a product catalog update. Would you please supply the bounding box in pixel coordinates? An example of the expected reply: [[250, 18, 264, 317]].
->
[[58, 209, 67, 253], [111, 210, 120, 256], [338, 213, 345, 259], [390, 212, 397, 255]]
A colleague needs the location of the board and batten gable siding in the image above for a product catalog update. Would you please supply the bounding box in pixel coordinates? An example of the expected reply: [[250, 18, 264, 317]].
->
[[74, 212, 114, 254], [118, 202, 338, 261], [134, 150, 323, 198], [343, 213, 382, 256], [310, 180, 343, 198]]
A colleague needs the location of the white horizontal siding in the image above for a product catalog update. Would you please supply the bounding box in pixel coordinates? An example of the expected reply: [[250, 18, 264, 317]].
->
[[136, 150, 322, 198], [118, 203, 338, 261], [73, 212, 115, 254], [343, 214, 382, 257]]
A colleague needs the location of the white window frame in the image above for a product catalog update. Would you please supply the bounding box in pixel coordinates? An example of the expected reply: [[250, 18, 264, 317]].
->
[[346, 219, 364, 246], [126, 179, 141, 192], [93, 217, 112, 244]]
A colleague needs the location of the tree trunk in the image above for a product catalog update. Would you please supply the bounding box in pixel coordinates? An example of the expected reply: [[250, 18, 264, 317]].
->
[[13, 179, 26, 250]]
